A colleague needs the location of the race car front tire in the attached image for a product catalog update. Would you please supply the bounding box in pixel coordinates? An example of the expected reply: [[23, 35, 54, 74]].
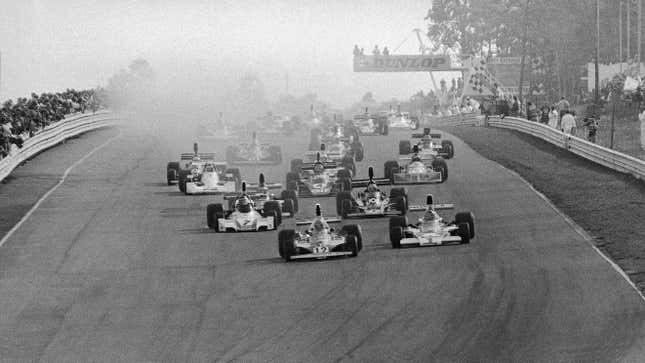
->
[[338, 177, 352, 192], [382, 124, 389, 135], [384, 161, 399, 181], [392, 196, 408, 215], [337, 169, 352, 180], [280, 190, 299, 212], [166, 162, 179, 185], [431, 159, 448, 183], [457, 223, 471, 244], [286, 180, 299, 193], [282, 199, 295, 217], [336, 191, 353, 215], [390, 227, 404, 248], [279, 229, 297, 261], [264, 201, 282, 226], [441, 140, 455, 159], [344, 235, 359, 257], [354, 144, 364, 162], [341, 224, 363, 251], [290, 159, 304, 173], [207, 203, 225, 229], [389, 187, 408, 199], [399, 140, 411, 155], [455, 211, 475, 238]]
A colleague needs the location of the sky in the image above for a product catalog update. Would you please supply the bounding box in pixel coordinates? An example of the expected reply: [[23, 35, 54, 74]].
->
[[0, 0, 461, 109]]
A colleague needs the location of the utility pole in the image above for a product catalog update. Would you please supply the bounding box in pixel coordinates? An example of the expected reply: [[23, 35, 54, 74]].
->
[[620, 1, 623, 71], [0, 50, 2, 102], [518, 0, 531, 107], [628, 0, 631, 61], [639, 0, 642, 75], [595, 0, 600, 104]]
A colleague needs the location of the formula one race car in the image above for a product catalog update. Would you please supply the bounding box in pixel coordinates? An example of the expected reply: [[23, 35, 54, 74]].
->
[[335, 167, 427, 218], [278, 204, 362, 261], [399, 128, 454, 159], [297, 143, 357, 176], [206, 181, 281, 232], [352, 111, 388, 135], [286, 153, 354, 197], [225, 132, 282, 165], [383, 150, 448, 184], [166, 143, 242, 193], [309, 125, 364, 161], [223, 173, 298, 226], [386, 109, 420, 130], [389, 195, 475, 248]]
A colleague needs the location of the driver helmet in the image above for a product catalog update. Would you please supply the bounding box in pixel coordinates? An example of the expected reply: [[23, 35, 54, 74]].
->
[[411, 154, 422, 162], [313, 219, 325, 232], [313, 162, 324, 174], [236, 195, 252, 213], [424, 207, 438, 221], [366, 183, 378, 194]]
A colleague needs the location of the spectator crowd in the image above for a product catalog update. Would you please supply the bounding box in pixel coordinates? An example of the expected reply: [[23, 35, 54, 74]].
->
[[0, 88, 107, 159]]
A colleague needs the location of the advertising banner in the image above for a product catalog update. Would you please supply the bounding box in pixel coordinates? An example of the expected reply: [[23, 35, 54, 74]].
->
[[353, 55, 453, 72]]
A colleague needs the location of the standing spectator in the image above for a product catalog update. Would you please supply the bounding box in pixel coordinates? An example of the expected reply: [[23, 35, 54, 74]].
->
[[582, 117, 599, 143], [548, 106, 559, 128], [560, 110, 577, 135], [510, 96, 519, 116], [353, 45, 361, 56], [556, 96, 570, 118], [539, 104, 550, 124], [526, 102, 538, 121], [382, 46, 390, 56], [372, 45, 381, 56]]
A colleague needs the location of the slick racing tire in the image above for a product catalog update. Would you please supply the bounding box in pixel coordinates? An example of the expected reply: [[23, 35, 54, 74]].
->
[[207, 203, 224, 230], [337, 169, 352, 180], [286, 171, 299, 184], [354, 144, 364, 162], [384, 160, 399, 181], [345, 235, 359, 257], [280, 190, 299, 213], [279, 229, 297, 261], [431, 158, 448, 183], [389, 187, 408, 199], [390, 227, 404, 249], [341, 224, 363, 251], [264, 201, 282, 226], [336, 191, 353, 215], [166, 162, 179, 185], [382, 124, 389, 135], [338, 177, 352, 192], [399, 140, 411, 155], [441, 140, 455, 159], [341, 199, 353, 219], [457, 223, 471, 244], [455, 211, 475, 238], [392, 196, 408, 215], [281, 199, 295, 217], [341, 157, 356, 176], [286, 180, 299, 193], [290, 159, 303, 173]]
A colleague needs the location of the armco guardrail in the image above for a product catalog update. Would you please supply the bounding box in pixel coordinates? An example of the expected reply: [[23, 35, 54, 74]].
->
[[434, 112, 645, 180], [0, 111, 118, 182]]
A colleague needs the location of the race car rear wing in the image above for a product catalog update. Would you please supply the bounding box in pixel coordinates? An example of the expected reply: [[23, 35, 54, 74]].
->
[[180, 153, 216, 161], [295, 218, 341, 225], [350, 178, 391, 188], [412, 133, 442, 139], [299, 162, 339, 170]]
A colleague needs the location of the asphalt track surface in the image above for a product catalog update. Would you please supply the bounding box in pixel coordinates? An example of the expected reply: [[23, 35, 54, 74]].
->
[[0, 121, 645, 362]]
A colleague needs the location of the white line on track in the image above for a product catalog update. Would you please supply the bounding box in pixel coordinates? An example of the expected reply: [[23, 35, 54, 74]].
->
[[490, 159, 645, 303], [0, 129, 122, 248]]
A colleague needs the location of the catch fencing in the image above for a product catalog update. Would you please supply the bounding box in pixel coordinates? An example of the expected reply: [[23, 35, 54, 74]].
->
[[0, 111, 118, 182]]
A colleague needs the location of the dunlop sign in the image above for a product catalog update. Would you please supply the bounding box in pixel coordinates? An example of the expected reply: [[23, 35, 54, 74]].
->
[[353, 55, 453, 72]]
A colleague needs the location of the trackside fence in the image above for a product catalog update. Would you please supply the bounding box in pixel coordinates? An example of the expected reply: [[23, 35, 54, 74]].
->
[[0, 111, 118, 182]]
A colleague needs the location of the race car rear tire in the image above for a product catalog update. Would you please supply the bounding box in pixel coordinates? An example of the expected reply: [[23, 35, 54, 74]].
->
[[392, 196, 408, 215], [268, 145, 282, 163], [431, 159, 448, 183], [384, 161, 399, 181], [336, 191, 353, 215], [213, 212, 225, 232], [399, 140, 411, 155], [178, 178, 186, 193], [264, 201, 282, 226], [382, 124, 389, 135], [389, 215, 408, 230], [341, 157, 356, 176], [337, 169, 352, 180], [286, 171, 299, 184], [341, 199, 353, 218], [457, 223, 471, 244], [166, 162, 179, 185], [354, 144, 364, 162], [390, 227, 404, 249], [338, 177, 352, 192], [455, 211, 475, 238], [341, 224, 363, 251], [344, 235, 359, 257], [286, 180, 299, 193], [389, 187, 407, 199], [441, 140, 454, 159], [290, 159, 303, 173], [282, 199, 295, 217], [207, 203, 224, 229], [280, 190, 299, 212], [279, 229, 297, 261]]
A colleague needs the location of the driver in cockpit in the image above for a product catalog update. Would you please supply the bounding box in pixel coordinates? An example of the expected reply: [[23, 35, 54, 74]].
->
[[235, 195, 253, 213], [313, 162, 325, 174], [309, 217, 330, 239], [420, 135, 433, 149], [364, 182, 381, 200]]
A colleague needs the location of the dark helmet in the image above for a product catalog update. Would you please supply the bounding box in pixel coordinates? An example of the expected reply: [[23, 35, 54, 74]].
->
[[237, 196, 252, 213]]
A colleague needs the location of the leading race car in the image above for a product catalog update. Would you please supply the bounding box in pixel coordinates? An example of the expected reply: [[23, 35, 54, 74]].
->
[[399, 128, 454, 159], [309, 124, 364, 161], [296, 143, 357, 176], [385, 108, 420, 130], [335, 166, 426, 218], [383, 149, 448, 185], [278, 204, 362, 261], [166, 143, 242, 193], [225, 132, 282, 165], [223, 173, 298, 226], [389, 194, 474, 248], [206, 181, 281, 232], [286, 153, 353, 197]]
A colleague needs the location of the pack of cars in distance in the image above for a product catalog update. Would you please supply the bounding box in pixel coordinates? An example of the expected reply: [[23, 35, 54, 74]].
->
[[164, 110, 472, 262]]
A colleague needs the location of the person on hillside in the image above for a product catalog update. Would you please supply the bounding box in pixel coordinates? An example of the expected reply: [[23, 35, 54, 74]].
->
[[548, 106, 559, 128], [582, 117, 599, 143], [560, 110, 577, 135], [556, 96, 570, 118], [353, 45, 361, 56], [526, 102, 538, 121], [382, 46, 390, 56], [510, 96, 519, 116], [372, 45, 381, 56], [539, 104, 550, 124]]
